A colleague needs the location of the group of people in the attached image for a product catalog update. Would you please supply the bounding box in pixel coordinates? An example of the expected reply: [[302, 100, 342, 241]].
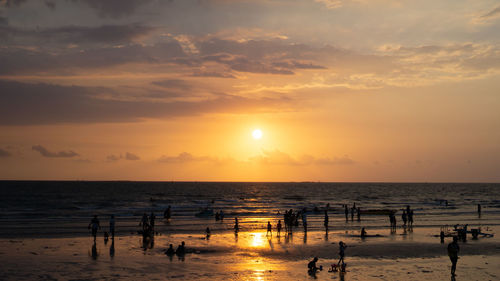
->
[[343, 203, 361, 222], [215, 210, 225, 221], [308, 241, 348, 277], [88, 214, 115, 241], [164, 241, 187, 257], [140, 212, 156, 236]]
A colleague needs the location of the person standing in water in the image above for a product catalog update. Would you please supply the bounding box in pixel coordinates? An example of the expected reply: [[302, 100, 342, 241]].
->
[[324, 210, 329, 229], [357, 207, 361, 222], [150, 212, 156, 232], [277, 220, 282, 237], [267, 221, 272, 236], [344, 205, 349, 222], [234, 217, 239, 232], [302, 210, 308, 232], [447, 236, 460, 276], [109, 215, 115, 238], [140, 213, 149, 232], [164, 206, 171, 220], [88, 215, 101, 241]]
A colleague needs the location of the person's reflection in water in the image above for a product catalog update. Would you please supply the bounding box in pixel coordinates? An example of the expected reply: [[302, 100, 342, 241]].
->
[[109, 238, 115, 258], [340, 271, 346, 281], [303, 231, 307, 244], [90, 241, 98, 260], [325, 228, 329, 242], [234, 231, 238, 243]]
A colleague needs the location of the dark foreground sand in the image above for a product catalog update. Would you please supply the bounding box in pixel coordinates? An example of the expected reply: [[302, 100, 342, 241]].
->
[[1, 226, 499, 280]]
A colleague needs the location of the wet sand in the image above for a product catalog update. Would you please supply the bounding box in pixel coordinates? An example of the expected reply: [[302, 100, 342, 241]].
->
[[1, 225, 499, 280]]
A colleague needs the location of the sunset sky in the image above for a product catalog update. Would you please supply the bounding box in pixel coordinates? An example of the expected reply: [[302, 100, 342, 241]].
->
[[0, 0, 499, 181]]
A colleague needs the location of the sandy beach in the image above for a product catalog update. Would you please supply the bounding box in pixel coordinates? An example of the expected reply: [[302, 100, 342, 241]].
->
[[1, 224, 499, 280]]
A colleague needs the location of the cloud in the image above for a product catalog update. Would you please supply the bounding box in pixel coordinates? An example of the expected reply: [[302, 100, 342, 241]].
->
[[0, 148, 12, 157], [481, 5, 500, 20], [0, 24, 157, 45], [151, 79, 193, 91], [1, 0, 28, 7], [158, 152, 219, 163], [251, 149, 355, 166], [315, 0, 343, 9], [106, 154, 121, 162], [125, 152, 140, 160], [190, 71, 236, 79], [0, 80, 292, 125], [73, 0, 154, 18], [32, 145, 79, 158]]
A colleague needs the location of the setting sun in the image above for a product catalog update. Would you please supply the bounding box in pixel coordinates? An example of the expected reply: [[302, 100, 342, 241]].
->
[[252, 129, 263, 140]]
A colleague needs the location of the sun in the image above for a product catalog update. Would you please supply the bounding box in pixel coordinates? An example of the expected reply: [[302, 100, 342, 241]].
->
[[252, 129, 263, 140]]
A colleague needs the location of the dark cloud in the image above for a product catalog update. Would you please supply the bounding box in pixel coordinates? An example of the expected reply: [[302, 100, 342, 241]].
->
[[0, 16, 7, 26], [73, 0, 154, 18], [125, 152, 140, 160], [0, 148, 12, 157], [44, 1, 55, 10], [0, 80, 291, 125], [0, 24, 156, 45], [1, 0, 28, 7], [32, 145, 79, 158], [0, 41, 184, 75], [151, 79, 193, 91], [481, 6, 500, 19], [190, 71, 236, 79], [106, 154, 122, 162]]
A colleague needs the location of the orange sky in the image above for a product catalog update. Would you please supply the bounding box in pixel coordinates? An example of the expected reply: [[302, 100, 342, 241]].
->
[[0, 0, 499, 181]]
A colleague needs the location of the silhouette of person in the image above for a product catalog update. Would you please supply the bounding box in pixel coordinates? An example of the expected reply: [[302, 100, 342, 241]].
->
[[234, 217, 239, 232], [88, 215, 101, 241], [176, 241, 186, 256], [361, 227, 367, 238], [267, 221, 272, 236], [277, 220, 282, 237], [164, 206, 171, 220], [337, 241, 347, 265], [324, 210, 329, 229], [149, 212, 156, 231], [447, 236, 460, 276], [165, 244, 175, 256], [344, 205, 348, 222], [109, 215, 115, 238], [206, 227, 211, 239], [308, 257, 320, 277], [140, 213, 149, 232]]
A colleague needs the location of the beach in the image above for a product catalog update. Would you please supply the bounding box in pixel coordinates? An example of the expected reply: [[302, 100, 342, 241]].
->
[[0, 181, 499, 280]]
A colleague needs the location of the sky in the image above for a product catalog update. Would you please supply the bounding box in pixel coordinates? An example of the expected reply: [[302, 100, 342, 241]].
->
[[0, 0, 499, 182]]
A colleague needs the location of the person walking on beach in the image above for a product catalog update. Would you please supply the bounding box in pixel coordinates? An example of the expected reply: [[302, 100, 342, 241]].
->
[[277, 220, 282, 237], [337, 241, 347, 265], [402, 210, 407, 226], [351, 206, 355, 221], [447, 236, 460, 276], [88, 215, 101, 241], [408, 210, 414, 226], [267, 221, 272, 236], [357, 207, 361, 222], [109, 215, 115, 238]]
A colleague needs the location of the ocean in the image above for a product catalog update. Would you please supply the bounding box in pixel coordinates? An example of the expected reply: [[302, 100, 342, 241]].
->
[[1, 181, 499, 237]]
